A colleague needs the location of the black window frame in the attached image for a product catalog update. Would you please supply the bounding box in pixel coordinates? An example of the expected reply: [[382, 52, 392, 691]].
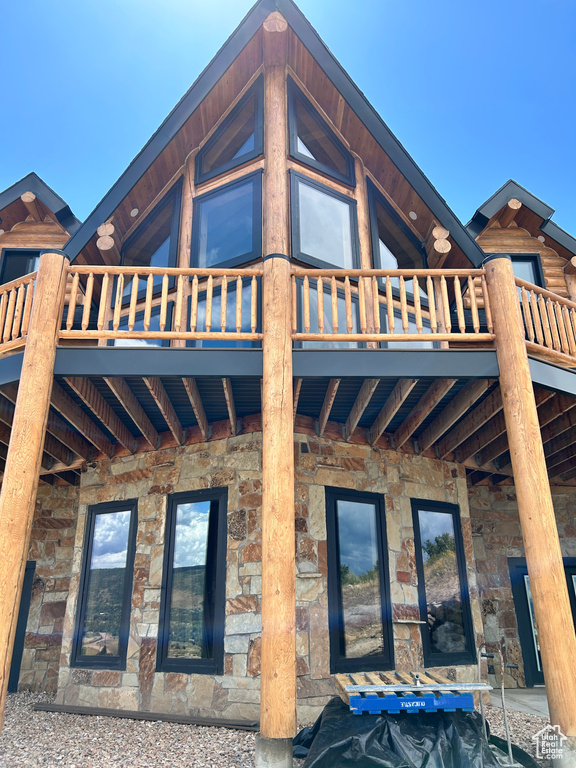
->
[[411, 498, 476, 667], [119, 178, 182, 306], [186, 276, 261, 348], [287, 77, 355, 187], [156, 487, 227, 675], [290, 170, 360, 271], [510, 253, 545, 288], [195, 76, 264, 185], [191, 170, 263, 270], [325, 487, 394, 674], [294, 275, 364, 349], [71, 499, 138, 670], [0, 248, 41, 285], [108, 301, 174, 348]]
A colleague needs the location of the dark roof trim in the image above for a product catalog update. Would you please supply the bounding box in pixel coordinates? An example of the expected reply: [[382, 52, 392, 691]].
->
[[0, 173, 81, 235], [65, 0, 485, 267], [467, 179, 576, 258], [65, 0, 276, 261]]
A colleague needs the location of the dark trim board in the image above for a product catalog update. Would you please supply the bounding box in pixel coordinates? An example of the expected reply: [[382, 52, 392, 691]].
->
[[0, 172, 81, 234], [529, 358, 576, 398], [64, 0, 485, 269], [467, 179, 554, 240]]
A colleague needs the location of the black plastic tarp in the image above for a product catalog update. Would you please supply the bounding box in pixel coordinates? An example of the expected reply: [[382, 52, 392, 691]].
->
[[293, 697, 538, 767]]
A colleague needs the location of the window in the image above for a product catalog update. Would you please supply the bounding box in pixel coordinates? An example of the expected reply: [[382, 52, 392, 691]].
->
[[195, 77, 263, 184], [296, 277, 361, 349], [378, 305, 436, 350], [411, 500, 475, 666], [191, 171, 262, 269], [157, 489, 227, 674], [187, 277, 260, 348], [0, 249, 40, 284], [120, 179, 182, 302], [72, 500, 137, 669], [326, 488, 393, 673], [367, 180, 427, 296], [109, 303, 173, 347], [290, 172, 359, 270], [510, 254, 544, 287], [287, 77, 355, 186]]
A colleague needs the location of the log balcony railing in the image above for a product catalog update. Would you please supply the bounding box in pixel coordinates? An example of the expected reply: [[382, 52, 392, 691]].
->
[[3, 262, 576, 369]]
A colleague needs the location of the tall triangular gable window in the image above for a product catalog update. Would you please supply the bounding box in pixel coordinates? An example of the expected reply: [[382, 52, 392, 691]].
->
[[195, 76, 264, 184], [288, 77, 355, 186]]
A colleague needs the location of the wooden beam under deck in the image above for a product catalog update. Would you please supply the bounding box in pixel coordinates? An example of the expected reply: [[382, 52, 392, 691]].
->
[[367, 378, 417, 446], [143, 377, 184, 446], [437, 386, 503, 458], [393, 379, 456, 449], [51, 381, 113, 457], [343, 379, 379, 441], [293, 378, 302, 425], [222, 378, 238, 436], [317, 379, 340, 437], [104, 377, 159, 450], [182, 378, 209, 441]]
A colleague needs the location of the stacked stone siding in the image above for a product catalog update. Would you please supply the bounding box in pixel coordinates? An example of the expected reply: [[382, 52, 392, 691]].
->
[[44, 429, 483, 722], [468, 484, 576, 687], [20, 483, 79, 692]]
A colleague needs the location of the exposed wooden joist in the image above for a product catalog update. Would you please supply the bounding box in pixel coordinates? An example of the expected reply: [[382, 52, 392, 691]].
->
[[51, 381, 113, 457], [1, 383, 93, 461], [0, 395, 71, 466], [0, 419, 52, 471], [104, 377, 159, 449], [394, 379, 456, 449], [437, 386, 503, 458], [222, 378, 238, 436], [64, 377, 137, 454], [144, 377, 184, 445], [560, 466, 576, 482], [343, 379, 379, 441], [317, 379, 340, 437], [53, 471, 80, 486], [293, 378, 302, 425], [547, 443, 576, 475], [544, 425, 576, 461], [20, 191, 43, 221], [549, 452, 576, 479], [417, 379, 493, 453], [477, 390, 556, 466], [497, 198, 522, 228], [182, 378, 209, 441], [367, 378, 418, 446]]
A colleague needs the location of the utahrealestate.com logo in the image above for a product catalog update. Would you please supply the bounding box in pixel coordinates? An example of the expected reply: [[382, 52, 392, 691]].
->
[[533, 724, 567, 760]]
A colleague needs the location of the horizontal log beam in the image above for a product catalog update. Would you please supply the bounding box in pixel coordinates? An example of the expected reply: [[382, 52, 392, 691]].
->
[[20, 191, 43, 222], [497, 198, 522, 228]]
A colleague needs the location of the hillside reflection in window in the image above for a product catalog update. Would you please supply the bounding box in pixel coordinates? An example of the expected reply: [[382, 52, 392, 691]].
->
[[412, 501, 475, 665], [326, 489, 393, 673], [297, 279, 360, 348], [158, 490, 226, 674], [72, 501, 137, 669], [110, 303, 172, 347]]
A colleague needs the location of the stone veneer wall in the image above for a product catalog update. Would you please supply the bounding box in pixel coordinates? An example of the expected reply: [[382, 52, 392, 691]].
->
[[54, 430, 484, 723], [468, 484, 576, 687], [20, 483, 79, 691]]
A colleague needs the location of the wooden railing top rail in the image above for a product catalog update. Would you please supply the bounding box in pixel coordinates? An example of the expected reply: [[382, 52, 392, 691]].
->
[[0, 271, 37, 293], [68, 265, 264, 277], [291, 267, 486, 278], [515, 276, 576, 311]]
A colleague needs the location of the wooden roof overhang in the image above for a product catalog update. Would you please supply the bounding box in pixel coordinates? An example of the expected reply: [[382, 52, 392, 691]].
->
[[0, 172, 81, 237], [64, 0, 484, 272], [0, 347, 576, 490]]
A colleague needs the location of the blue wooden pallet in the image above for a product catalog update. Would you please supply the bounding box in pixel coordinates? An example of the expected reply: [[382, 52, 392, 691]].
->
[[336, 671, 491, 716]]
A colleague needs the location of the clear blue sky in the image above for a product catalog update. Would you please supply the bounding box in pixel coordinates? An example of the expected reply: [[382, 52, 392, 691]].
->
[[2, 0, 575, 235]]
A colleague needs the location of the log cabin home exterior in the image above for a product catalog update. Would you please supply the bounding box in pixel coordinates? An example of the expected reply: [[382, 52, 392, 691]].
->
[[1, 1, 576, 763]]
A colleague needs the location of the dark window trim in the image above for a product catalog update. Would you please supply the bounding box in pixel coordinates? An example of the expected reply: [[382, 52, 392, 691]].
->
[[195, 75, 264, 185], [119, 177, 183, 305], [191, 170, 263, 270], [290, 170, 360, 271], [186, 276, 261, 348], [157, 488, 227, 675], [287, 76, 355, 187], [411, 498, 476, 667], [0, 248, 41, 286], [108, 301, 174, 347], [71, 499, 138, 670], [510, 253, 545, 288], [325, 487, 394, 674], [294, 275, 364, 349]]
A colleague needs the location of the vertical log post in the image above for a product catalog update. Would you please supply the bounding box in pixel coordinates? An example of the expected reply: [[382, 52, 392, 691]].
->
[[257, 12, 295, 768], [484, 253, 576, 741], [0, 250, 68, 729]]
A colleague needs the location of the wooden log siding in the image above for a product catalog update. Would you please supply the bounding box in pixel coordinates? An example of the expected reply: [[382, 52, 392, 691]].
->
[[0, 272, 36, 355], [291, 268, 494, 344], [60, 265, 263, 344]]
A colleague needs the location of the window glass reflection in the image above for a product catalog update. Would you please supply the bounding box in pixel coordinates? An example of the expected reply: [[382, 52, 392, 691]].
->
[[418, 509, 467, 655], [122, 202, 174, 300], [336, 500, 384, 658], [300, 283, 359, 349], [201, 96, 256, 178], [80, 510, 131, 658], [196, 180, 255, 268], [192, 282, 257, 348], [294, 95, 348, 178], [112, 306, 171, 348], [166, 501, 211, 659], [296, 180, 354, 269]]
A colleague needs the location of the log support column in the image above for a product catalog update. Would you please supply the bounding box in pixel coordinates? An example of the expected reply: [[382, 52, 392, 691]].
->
[[484, 253, 576, 746], [256, 12, 295, 768], [0, 250, 68, 729]]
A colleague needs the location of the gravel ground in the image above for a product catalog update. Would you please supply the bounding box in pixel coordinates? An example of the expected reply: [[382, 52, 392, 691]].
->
[[0, 693, 551, 767]]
